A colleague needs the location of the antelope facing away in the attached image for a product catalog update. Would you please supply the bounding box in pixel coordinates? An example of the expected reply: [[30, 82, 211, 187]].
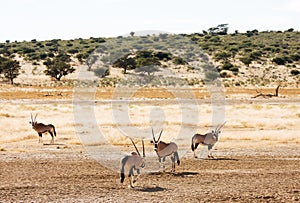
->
[[29, 113, 56, 144], [151, 129, 180, 172], [191, 122, 226, 159], [120, 137, 145, 188]]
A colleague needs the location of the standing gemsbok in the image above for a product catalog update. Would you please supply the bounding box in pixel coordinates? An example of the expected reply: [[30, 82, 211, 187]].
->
[[29, 113, 56, 144], [120, 137, 145, 188], [151, 129, 180, 172], [191, 122, 226, 159]]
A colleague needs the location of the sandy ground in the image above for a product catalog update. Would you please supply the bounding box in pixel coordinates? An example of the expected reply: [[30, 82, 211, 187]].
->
[[0, 87, 300, 202]]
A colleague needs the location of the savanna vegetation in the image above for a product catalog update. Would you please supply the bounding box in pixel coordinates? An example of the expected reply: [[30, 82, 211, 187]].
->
[[0, 24, 299, 86]]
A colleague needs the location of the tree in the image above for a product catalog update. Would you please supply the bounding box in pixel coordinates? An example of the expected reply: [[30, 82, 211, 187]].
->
[[85, 54, 98, 71], [207, 24, 229, 35], [0, 56, 21, 84], [135, 56, 161, 68], [44, 53, 75, 81], [112, 54, 136, 74]]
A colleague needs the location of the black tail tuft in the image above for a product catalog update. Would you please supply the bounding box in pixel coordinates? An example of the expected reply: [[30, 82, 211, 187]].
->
[[174, 151, 180, 165], [120, 156, 129, 183], [120, 173, 125, 183], [191, 137, 195, 151], [49, 124, 56, 137]]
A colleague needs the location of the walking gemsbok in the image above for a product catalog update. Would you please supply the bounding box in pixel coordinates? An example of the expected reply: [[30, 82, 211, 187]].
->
[[120, 137, 145, 188], [191, 122, 226, 159], [29, 113, 56, 144], [151, 129, 180, 172]]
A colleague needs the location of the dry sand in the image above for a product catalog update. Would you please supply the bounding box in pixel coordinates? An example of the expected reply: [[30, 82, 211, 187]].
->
[[0, 87, 299, 202]]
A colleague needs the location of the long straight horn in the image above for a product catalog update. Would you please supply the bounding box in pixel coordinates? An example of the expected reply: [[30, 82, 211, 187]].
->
[[217, 121, 226, 132], [129, 137, 140, 156], [142, 139, 145, 158], [152, 127, 156, 142], [30, 113, 33, 123], [34, 113, 38, 122], [157, 129, 163, 142]]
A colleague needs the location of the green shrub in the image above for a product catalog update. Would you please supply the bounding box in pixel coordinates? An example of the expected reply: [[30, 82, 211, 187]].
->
[[240, 55, 252, 66], [290, 53, 300, 61], [229, 66, 239, 72], [222, 61, 233, 70], [173, 57, 187, 65], [94, 67, 110, 78], [272, 56, 291, 65], [214, 51, 231, 61], [291, 69, 300, 75]]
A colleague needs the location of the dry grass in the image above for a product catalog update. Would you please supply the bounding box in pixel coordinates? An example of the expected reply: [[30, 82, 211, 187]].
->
[[0, 86, 299, 151], [0, 113, 12, 118], [1, 134, 37, 144], [1, 86, 299, 100]]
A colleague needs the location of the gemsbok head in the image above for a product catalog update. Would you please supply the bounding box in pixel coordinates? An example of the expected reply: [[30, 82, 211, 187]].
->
[[151, 128, 180, 172], [191, 121, 226, 159], [29, 113, 56, 144], [120, 137, 145, 188]]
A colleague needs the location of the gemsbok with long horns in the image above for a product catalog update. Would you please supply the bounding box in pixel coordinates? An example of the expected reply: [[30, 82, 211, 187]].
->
[[151, 129, 180, 172], [191, 122, 226, 159], [29, 113, 56, 144], [120, 137, 145, 188]]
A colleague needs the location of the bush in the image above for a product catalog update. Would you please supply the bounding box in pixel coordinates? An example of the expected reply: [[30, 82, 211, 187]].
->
[[67, 49, 79, 54], [291, 69, 300, 75], [229, 66, 239, 73], [173, 57, 187, 65], [250, 51, 262, 60], [290, 53, 300, 61], [40, 53, 48, 60], [222, 61, 234, 70], [48, 52, 55, 58], [214, 51, 231, 61], [240, 55, 252, 66], [272, 56, 291, 65], [94, 67, 110, 78]]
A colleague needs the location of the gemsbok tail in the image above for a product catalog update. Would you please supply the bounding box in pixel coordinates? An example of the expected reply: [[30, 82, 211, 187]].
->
[[174, 151, 180, 165], [120, 156, 128, 183], [191, 136, 195, 151], [49, 124, 56, 137]]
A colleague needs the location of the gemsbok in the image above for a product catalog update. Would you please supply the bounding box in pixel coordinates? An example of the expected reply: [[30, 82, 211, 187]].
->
[[120, 137, 145, 188], [191, 122, 226, 159], [29, 113, 56, 144], [151, 129, 180, 172]]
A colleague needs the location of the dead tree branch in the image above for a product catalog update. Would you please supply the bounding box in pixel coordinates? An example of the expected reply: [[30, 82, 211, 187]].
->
[[252, 85, 281, 98]]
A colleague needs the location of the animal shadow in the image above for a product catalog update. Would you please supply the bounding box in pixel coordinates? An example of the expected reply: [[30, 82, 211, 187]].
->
[[172, 171, 199, 177], [136, 186, 166, 192], [200, 157, 238, 161], [43, 143, 65, 146]]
